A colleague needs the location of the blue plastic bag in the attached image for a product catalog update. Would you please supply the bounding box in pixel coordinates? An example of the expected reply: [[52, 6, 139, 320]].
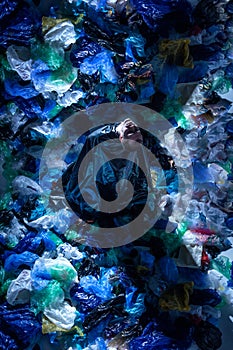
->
[[0, 330, 18, 350], [70, 284, 102, 313], [4, 251, 39, 274], [0, 304, 41, 348], [129, 321, 179, 350], [0, 0, 18, 21], [158, 256, 179, 283]]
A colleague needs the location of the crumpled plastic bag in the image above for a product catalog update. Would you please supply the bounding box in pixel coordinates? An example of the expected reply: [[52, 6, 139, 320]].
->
[[83, 294, 126, 332], [4, 251, 39, 275], [0, 303, 41, 349], [70, 284, 102, 313], [129, 321, 179, 350], [30, 280, 65, 314], [193, 320, 222, 350], [6, 269, 32, 306], [31, 256, 78, 290], [159, 282, 194, 311], [43, 301, 77, 331], [0, 330, 18, 350], [79, 268, 115, 301], [125, 286, 145, 318]]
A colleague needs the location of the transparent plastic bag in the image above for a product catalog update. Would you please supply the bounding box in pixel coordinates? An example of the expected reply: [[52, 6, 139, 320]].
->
[[7, 269, 32, 306]]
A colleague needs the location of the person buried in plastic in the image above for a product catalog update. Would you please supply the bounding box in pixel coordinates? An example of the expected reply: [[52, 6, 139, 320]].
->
[[62, 118, 176, 228]]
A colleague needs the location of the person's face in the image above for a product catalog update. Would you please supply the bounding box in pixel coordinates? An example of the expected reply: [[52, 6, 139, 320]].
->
[[120, 119, 143, 151]]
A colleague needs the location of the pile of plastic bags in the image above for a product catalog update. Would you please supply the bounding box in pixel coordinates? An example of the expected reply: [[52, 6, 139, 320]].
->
[[1, 0, 233, 349]]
